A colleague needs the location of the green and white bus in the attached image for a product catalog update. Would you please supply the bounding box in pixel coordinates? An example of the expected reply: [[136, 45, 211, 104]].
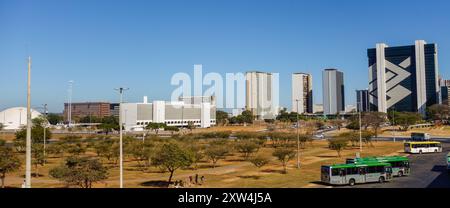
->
[[321, 162, 393, 186], [346, 156, 410, 177]]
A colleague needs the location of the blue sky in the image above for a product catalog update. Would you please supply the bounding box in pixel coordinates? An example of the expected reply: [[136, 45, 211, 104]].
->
[[1, 0, 450, 113]]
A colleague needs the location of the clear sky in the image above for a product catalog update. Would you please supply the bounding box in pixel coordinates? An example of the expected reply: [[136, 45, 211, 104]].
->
[[1, 0, 450, 113]]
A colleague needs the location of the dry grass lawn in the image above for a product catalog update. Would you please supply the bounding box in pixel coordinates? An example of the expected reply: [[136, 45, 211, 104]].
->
[[3, 139, 404, 188]]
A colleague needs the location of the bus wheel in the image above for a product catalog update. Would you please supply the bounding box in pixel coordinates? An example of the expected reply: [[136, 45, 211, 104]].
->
[[379, 177, 385, 183], [398, 171, 403, 177], [349, 179, 355, 186], [419, 150, 422, 154]]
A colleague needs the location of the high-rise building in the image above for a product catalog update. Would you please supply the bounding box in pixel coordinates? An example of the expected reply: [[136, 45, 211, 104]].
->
[[440, 79, 450, 106], [292, 73, 313, 114], [356, 89, 370, 112], [245, 71, 278, 119], [368, 40, 440, 115], [322, 69, 345, 115]]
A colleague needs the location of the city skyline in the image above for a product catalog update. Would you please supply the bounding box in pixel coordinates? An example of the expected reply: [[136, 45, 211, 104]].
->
[[1, 0, 450, 112]]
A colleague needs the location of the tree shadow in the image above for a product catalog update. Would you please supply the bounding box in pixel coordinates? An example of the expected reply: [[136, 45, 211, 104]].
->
[[238, 175, 261, 180], [261, 169, 285, 174], [140, 180, 170, 188]]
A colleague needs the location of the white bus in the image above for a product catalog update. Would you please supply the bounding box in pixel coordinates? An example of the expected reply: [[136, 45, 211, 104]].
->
[[404, 141, 442, 154]]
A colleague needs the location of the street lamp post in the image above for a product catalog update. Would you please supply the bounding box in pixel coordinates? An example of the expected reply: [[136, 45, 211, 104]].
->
[[43, 104, 48, 165], [115, 87, 129, 188], [25, 56, 32, 188], [356, 99, 362, 153], [392, 108, 396, 143], [295, 99, 300, 169]]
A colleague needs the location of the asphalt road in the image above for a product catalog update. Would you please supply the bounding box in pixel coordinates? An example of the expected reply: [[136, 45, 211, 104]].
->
[[344, 138, 450, 188]]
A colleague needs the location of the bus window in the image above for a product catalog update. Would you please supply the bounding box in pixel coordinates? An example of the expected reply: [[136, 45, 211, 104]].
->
[[346, 167, 358, 175], [358, 167, 366, 175], [339, 169, 346, 177], [331, 168, 340, 176]]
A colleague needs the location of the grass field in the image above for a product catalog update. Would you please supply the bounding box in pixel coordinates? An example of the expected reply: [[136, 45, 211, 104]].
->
[[3, 139, 404, 188]]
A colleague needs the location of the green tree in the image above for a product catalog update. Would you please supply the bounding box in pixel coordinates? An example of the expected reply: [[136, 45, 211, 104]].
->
[[46, 113, 63, 125], [0, 146, 21, 188], [205, 144, 229, 168], [15, 117, 52, 143], [272, 147, 296, 174], [151, 143, 193, 184], [393, 112, 422, 131], [50, 157, 108, 188], [32, 144, 46, 177], [427, 104, 449, 123], [249, 155, 270, 169], [216, 110, 229, 125], [235, 140, 260, 160], [146, 122, 167, 135], [328, 138, 348, 157], [361, 112, 387, 138]]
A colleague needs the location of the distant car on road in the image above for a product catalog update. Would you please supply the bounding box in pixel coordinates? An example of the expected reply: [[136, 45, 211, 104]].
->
[[314, 134, 324, 139], [410, 132, 431, 141]]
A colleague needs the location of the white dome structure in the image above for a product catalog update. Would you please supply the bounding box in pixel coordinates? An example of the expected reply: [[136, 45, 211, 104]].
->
[[0, 107, 42, 130]]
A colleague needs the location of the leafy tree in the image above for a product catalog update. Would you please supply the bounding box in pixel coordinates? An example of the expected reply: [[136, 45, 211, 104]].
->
[[361, 112, 387, 137], [0, 146, 21, 188], [249, 155, 270, 169], [32, 144, 46, 177], [127, 140, 155, 170], [185, 144, 204, 170], [46, 113, 63, 125], [216, 110, 229, 125], [272, 147, 296, 174], [330, 119, 345, 130], [65, 142, 86, 156], [205, 144, 229, 168], [241, 110, 255, 124], [47, 143, 65, 158], [328, 138, 348, 157], [235, 140, 260, 160], [98, 116, 119, 134], [146, 122, 167, 135], [151, 143, 193, 184], [164, 126, 179, 134], [93, 140, 119, 165], [49, 157, 108, 188], [427, 104, 449, 123], [393, 112, 422, 131], [186, 121, 195, 131], [361, 131, 375, 147], [15, 117, 52, 143]]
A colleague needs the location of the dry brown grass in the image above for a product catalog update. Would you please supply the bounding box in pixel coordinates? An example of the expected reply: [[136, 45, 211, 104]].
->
[[3, 139, 404, 188]]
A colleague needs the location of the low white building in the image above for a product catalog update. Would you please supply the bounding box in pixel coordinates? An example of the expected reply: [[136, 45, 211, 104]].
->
[[121, 96, 216, 131], [0, 107, 42, 130]]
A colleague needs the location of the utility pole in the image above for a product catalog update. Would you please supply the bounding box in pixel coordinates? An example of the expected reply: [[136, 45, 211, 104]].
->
[[43, 104, 48, 165], [25, 56, 32, 188], [359, 111, 362, 153], [68, 81, 74, 127], [296, 99, 300, 169], [392, 108, 396, 143], [115, 87, 129, 188]]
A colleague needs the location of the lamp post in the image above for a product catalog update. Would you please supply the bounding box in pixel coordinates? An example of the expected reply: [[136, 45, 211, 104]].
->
[[43, 104, 48, 165], [295, 99, 300, 169], [115, 87, 129, 188], [392, 107, 396, 143], [25, 56, 32, 188]]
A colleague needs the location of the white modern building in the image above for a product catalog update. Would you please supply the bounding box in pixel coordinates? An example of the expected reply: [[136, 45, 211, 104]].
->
[[292, 73, 313, 114], [0, 107, 42, 130], [121, 96, 216, 131], [245, 71, 278, 120], [323, 69, 345, 115]]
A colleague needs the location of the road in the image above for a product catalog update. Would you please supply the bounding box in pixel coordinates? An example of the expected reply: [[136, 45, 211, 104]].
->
[[344, 138, 450, 188]]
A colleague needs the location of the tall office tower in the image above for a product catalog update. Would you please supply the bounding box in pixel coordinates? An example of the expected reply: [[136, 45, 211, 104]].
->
[[356, 89, 370, 112], [245, 71, 277, 119], [368, 40, 440, 115], [322, 69, 345, 115], [440, 79, 450, 106], [292, 73, 313, 114]]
